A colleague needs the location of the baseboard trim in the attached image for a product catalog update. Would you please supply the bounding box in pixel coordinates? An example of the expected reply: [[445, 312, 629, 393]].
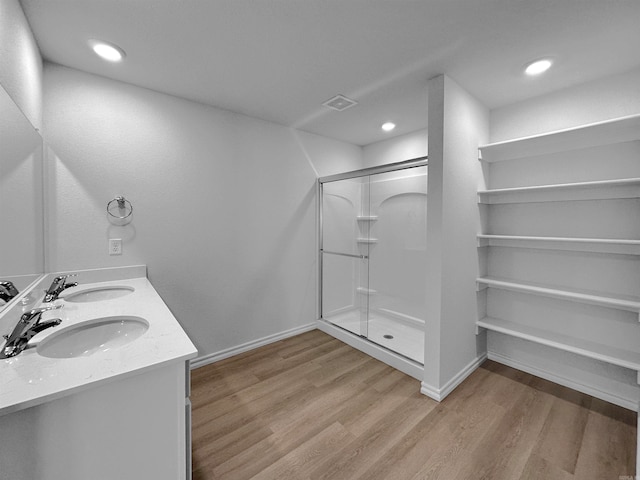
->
[[488, 351, 639, 412], [419, 382, 442, 401], [189, 323, 317, 370], [420, 353, 487, 402]]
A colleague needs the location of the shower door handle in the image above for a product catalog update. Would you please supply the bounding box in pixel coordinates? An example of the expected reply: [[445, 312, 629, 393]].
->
[[320, 249, 368, 260]]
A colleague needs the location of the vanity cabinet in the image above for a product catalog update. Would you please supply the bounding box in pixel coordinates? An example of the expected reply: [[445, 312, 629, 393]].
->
[[0, 361, 191, 480], [0, 269, 197, 480]]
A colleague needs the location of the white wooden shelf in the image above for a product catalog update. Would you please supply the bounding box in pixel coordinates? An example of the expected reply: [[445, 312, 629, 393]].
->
[[356, 216, 378, 221], [476, 276, 640, 320], [477, 235, 640, 255], [477, 316, 640, 371], [477, 177, 640, 204], [357, 238, 378, 244], [478, 114, 640, 162], [477, 114, 640, 427]]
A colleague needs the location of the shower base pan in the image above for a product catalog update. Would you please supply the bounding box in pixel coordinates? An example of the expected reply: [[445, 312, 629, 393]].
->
[[316, 317, 424, 381]]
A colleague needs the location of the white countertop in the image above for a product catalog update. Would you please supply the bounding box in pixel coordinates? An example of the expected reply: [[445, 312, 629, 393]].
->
[[0, 271, 197, 416]]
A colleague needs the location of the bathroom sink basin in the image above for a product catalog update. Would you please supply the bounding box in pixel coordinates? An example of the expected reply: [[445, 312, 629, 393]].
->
[[62, 286, 134, 303], [36, 316, 148, 358]]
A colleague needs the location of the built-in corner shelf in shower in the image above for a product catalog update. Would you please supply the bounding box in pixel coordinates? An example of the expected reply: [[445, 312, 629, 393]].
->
[[356, 216, 378, 221], [357, 238, 378, 244], [477, 235, 640, 255], [478, 113, 640, 162], [476, 316, 640, 371], [356, 287, 377, 296], [476, 276, 640, 320]]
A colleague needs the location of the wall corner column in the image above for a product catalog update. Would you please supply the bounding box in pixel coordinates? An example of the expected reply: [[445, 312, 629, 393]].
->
[[422, 74, 489, 400]]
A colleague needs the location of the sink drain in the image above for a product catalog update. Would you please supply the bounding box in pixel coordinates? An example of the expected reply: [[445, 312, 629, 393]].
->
[[383, 334, 394, 339]]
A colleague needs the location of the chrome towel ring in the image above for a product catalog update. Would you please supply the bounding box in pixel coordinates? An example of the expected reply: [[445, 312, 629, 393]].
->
[[107, 196, 133, 220]]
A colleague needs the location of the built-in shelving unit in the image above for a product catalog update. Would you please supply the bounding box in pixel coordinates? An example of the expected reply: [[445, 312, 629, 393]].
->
[[477, 316, 640, 371], [477, 276, 640, 319], [477, 235, 640, 255], [355, 210, 375, 316], [476, 114, 640, 414], [478, 113, 640, 162], [477, 177, 640, 204]]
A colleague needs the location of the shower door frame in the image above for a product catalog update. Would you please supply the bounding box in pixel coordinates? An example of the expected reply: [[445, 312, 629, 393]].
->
[[317, 156, 428, 324]]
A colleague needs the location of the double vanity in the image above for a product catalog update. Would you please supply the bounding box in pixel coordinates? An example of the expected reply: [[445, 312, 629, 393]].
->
[[0, 76, 197, 479], [0, 265, 197, 480]]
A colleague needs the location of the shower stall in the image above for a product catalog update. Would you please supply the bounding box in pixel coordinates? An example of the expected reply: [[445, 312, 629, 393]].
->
[[318, 158, 427, 379]]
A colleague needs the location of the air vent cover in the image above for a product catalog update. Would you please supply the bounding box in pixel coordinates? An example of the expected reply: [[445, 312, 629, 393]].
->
[[322, 94, 358, 111]]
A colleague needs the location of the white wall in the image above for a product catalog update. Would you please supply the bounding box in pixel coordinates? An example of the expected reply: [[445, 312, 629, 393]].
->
[[43, 63, 361, 358], [362, 129, 427, 168], [423, 74, 489, 399], [0, 0, 42, 129], [490, 66, 640, 143], [294, 130, 362, 178]]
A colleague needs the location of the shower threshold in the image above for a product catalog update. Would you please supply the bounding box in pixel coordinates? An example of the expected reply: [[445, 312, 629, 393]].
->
[[316, 318, 424, 381]]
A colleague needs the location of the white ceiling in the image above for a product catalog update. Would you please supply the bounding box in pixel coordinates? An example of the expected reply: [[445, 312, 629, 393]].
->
[[20, 0, 640, 146]]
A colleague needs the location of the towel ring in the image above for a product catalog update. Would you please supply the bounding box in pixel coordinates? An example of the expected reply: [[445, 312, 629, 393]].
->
[[107, 196, 133, 220]]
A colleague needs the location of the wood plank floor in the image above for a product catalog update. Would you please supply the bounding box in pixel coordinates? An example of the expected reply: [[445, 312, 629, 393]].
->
[[191, 330, 636, 480]]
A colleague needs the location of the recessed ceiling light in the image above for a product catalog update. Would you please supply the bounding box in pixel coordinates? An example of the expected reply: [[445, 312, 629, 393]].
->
[[89, 40, 126, 62], [381, 122, 396, 132], [524, 58, 552, 76]]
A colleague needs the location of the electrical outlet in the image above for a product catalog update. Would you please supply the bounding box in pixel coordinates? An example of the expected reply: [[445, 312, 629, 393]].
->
[[109, 238, 122, 255]]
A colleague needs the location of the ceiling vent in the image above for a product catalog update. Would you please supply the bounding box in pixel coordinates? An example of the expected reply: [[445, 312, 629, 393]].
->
[[322, 94, 358, 111]]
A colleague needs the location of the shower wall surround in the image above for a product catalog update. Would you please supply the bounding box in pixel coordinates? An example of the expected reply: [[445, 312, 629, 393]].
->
[[320, 163, 428, 365]]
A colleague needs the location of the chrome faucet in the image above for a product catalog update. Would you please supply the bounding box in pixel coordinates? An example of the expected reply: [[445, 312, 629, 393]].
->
[[0, 281, 19, 302], [43, 274, 78, 303], [1, 304, 63, 358]]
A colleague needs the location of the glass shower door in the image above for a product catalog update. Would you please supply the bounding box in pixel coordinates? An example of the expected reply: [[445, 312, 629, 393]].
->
[[319, 160, 427, 365], [321, 176, 371, 337], [367, 166, 427, 363]]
